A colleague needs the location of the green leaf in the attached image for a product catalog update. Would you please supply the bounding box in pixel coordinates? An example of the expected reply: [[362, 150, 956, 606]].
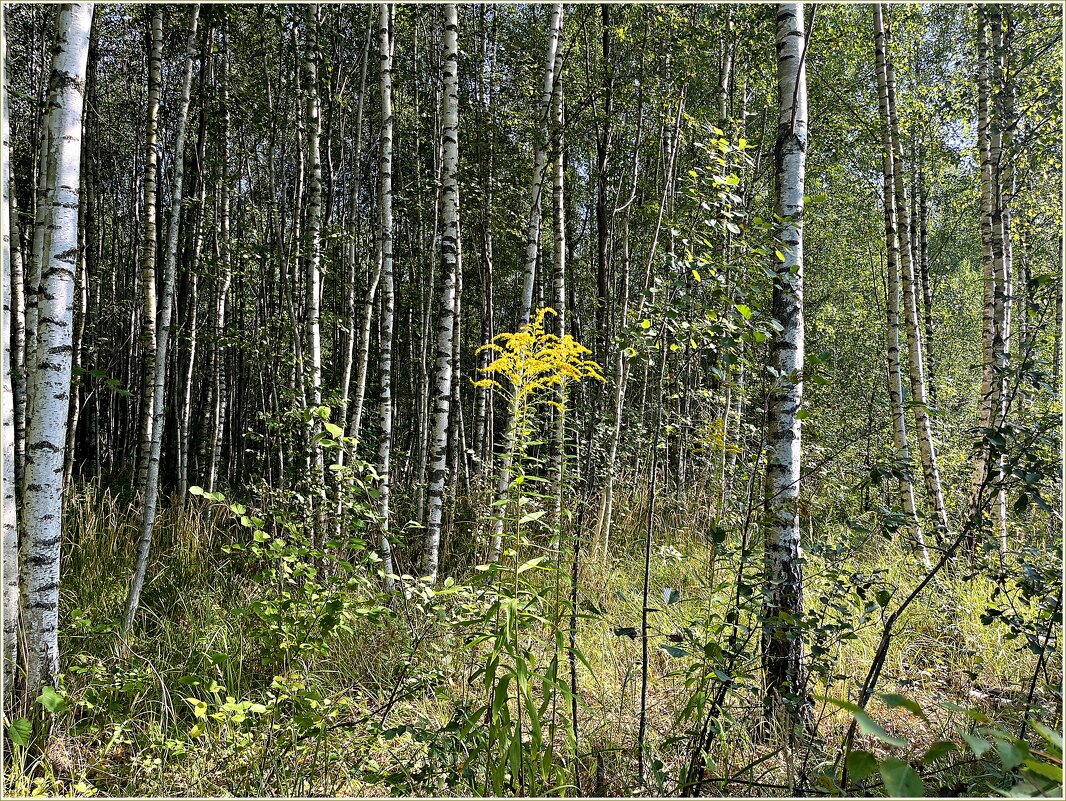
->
[[822, 696, 908, 748], [1022, 757, 1063, 784], [1031, 721, 1064, 757], [736, 304, 752, 320], [324, 422, 343, 438], [7, 718, 32, 746], [879, 757, 924, 797], [942, 700, 990, 723], [661, 645, 686, 658], [846, 750, 878, 783], [518, 510, 546, 525], [516, 556, 547, 574], [36, 686, 69, 715], [963, 731, 992, 757], [995, 736, 1030, 771], [880, 693, 927, 720], [189, 485, 204, 496], [921, 740, 958, 764]]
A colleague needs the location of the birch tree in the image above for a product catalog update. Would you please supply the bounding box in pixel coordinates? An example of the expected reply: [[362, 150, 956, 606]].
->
[[2, 40, 20, 700], [423, 2, 461, 584], [135, 7, 163, 493], [882, 5, 949, 542], [375, 2, 396, 587], [873, 4, 930, 570], [489, 3, 564, 562], [762, 0, 811, 731], [19, 1, 93, 697], [125, 5, 201, 631]]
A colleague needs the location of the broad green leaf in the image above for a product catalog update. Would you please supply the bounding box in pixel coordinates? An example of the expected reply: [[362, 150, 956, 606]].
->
[[7, 718, 31, 746], [921, 740, 958, 764], [324, 422, 343, 438], [880, 693, 927, 720], [822, 696, 908, 748], [1031, 720, 1064, 757], [963, 731, 992, 757], [36, 686, 69, 715], [846, 749, 878, 782], [879, 757, 924, 797], [1022, 757, 1063, 784], [995, 736, 1030, 771], [516, 556, 547, 574]]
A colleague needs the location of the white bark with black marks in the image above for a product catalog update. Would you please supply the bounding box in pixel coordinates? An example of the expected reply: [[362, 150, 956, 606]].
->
[[873, 4, 929, 570], [375, 3, 396, 588], [424, 3, 461, 584], [882, 6, 949, 543], [20, 1, 93, 696], [2, 45, 21, 699], [762, 1, 811, 731], [125, 5, 201, 631], [135, 7, 163, 492]]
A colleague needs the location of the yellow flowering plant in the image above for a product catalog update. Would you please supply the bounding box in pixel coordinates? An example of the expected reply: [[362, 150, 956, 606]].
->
[[473, 307, 604, 408]]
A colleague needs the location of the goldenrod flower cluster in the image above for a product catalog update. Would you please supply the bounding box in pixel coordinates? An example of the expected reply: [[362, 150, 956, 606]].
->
[[473, 308, 604, 408]]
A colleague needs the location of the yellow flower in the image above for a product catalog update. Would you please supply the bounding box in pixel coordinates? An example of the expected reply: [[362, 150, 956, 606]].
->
[[473, 308, 603, 407]]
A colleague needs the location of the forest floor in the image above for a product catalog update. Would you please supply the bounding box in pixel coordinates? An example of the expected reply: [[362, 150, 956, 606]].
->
[[3, 481, 1059, 798]]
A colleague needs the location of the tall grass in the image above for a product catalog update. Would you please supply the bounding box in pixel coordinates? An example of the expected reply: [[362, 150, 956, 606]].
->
[[3, 482, 1059, 797]]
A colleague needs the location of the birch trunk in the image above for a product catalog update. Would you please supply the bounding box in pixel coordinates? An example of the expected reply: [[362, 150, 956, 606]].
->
[[125, 6, 200, 631], [518, 3, 564, 327], [489, 4, 564, 561], [375, 3, 396, 587], [20, 1, 92, 696], [873, 4, 930, 570], [7, 58, 26, 490], [341, 15, 373, 446], [2, 47, 20, 700], [423, 2, 461, 584], [135, 7, 163, 492], [990, 7, 1013, 564], [883, 6, 949, 542], [207, 27, 232, 492], [762, 1, 811, 730], [551, 42, 567, 530], [965, 11, 998, 548]]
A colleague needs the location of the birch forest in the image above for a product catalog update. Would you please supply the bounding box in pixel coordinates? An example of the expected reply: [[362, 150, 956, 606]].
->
[[1, 2, 1063, 797]]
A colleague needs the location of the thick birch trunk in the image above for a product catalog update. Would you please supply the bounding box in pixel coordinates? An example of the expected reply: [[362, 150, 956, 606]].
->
[[762, 1, 811, 731], [423, 3, 461, 584], [375, 3, 396, 587], [20, 1, 92, 696], [2, 49, 21, 700]]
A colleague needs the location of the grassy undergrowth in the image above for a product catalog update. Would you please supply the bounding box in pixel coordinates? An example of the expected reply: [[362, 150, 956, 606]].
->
[[3, 481, 1061, 797]]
